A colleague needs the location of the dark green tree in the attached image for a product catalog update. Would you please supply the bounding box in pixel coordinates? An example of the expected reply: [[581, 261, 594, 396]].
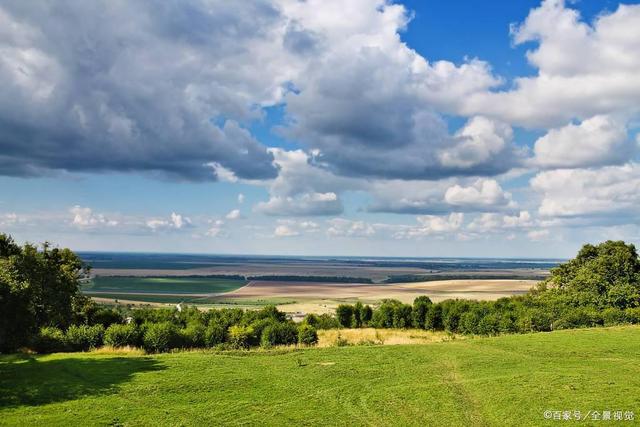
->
[[336, 304, 354, 327], [412, 296, 432, 329]]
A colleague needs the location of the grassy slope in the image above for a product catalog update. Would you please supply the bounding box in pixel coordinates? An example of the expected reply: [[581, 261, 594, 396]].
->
[[1, 326, 639, 426]]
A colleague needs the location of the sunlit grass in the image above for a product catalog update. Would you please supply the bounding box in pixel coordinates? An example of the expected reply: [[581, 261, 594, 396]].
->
[[2, 326, 639, 426]]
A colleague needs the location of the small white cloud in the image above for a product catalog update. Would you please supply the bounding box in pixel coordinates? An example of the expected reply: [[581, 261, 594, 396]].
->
[[527, 229, 550, 241], [273, 225, 299, 237], [70, 206, 118, 228], [208, 162, 238, 183], [0, 213, 20, 226], [444, 178, 513, 209], [394, 213, 464, 239], [256, 192, 343, 216], [237, 193, 245, 204], [326, 218, 375, 237], [146, 212, 192, 231], [205, 227, 222, 237], [225, 209, 241, 220]]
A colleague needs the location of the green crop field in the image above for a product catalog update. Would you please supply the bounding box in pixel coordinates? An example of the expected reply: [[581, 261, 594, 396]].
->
[[1, 326, 639, 426], [82, 276, 246, 298]]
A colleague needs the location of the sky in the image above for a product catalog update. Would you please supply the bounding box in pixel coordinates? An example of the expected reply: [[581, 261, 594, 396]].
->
[[1, 0, 639, 258]]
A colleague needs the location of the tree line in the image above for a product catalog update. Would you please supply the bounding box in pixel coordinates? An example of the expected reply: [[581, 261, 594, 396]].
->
[[330, 241, 640, 334], [2, 232, 639, 353]]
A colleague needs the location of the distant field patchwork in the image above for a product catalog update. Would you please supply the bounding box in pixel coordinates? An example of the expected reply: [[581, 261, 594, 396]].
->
[[82, 276, 247, 304]]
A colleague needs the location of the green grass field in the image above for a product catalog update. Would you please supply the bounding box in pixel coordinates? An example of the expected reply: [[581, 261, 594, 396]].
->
[[82, 276, 247, 304], [1, 326, 639, 426]]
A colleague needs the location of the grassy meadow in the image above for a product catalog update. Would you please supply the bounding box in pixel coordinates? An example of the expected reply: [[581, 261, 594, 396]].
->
[[2, 326, 639, 426]]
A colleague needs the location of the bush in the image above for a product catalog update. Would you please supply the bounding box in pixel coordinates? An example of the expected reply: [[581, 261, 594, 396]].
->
[[336, 305, 354, 328], [255, 305, 287, 322], [31, 326, 67, 353], [476, 313, 500, 336], [179, 322, 206, 348], [65, 324, 105, 351], [625, 307, 640, 324], [441, 300, 470, 333], [553, 308, 601, 330], [90, 307, 124, 328], [250, 318, 277, 345], [142, 322, 178, 353], [205, 322, 226, 347], [360, 304, 373, 325], [260, 322, 298, 348], [315, 314, 341, 330], [601, 308, 629, 326], [498, 313, 517, 334], [302, 314, 320, 328], [412, 296, 432, 329], [424, 304, 443, 331], [104, 323, 140, 348], [297, 324, 318, 345], [228, 325, 254, 349]]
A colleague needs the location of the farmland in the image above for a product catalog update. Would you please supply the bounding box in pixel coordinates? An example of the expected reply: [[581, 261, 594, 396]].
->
[[82, 276, 248, 305], [2, 326, 639, 426], [80, 253, 553, 311]]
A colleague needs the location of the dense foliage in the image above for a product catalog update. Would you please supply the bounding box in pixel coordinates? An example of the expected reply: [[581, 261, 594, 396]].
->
[[333, 241, 640, 335], [2, 233, 639, 354], [0, 233, 317, 353], [0, 234, 91, 352]]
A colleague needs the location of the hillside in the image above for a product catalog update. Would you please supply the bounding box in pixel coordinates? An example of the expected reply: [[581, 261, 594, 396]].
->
[[2, 326, 639, 426]]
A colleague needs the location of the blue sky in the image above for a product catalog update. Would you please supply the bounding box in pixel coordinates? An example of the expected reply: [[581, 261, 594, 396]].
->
[[1, 0, 639, 257]]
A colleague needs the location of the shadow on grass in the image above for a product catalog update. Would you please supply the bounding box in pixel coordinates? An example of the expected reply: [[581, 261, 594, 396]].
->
[[0, 354, 164, 408]]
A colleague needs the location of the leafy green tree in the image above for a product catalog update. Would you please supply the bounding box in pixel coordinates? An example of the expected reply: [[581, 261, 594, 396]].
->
[[65, 324, 105, 351], [0, 233, 87, 352], [31, 326, 67, 353], [143, 322, 178, 353], [542, 241, 640, 308], [228, 325, 254, 349], [360, 304, 373, 325], [204, 321, 226, 347], [104, 324, 140, 348], [412, 296, 432, 329], [353, 302, 363, 327], [336, 304, 354, 328], [298, 324, 318, 345], [179, 322, 206, 348], [424, 304, 443, 330]]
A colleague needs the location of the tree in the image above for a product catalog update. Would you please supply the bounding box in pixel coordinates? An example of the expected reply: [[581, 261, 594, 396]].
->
[[298, 324, 318, 345], [360, 304, 373, 325], [353, 302, 363, 327], [336, 304, 354, 328], [542, 241, 640, 309], [0, 234, 87, 352], [412, 296, 432, 329]]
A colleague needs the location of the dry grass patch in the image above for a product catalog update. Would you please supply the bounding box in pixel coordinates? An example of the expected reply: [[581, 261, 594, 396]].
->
[[317, 328, 461, 347], [90, 346, 146, 356]]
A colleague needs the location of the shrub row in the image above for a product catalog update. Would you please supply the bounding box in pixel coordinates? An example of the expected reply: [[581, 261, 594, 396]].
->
[[332, 297, 640, 336], [31, 324, 105, 353], [31, 305, 319, 354]]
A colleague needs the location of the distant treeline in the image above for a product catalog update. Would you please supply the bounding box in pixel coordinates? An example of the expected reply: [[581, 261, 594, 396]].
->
[[91, 274, 373, 283], [92, 274, 247, 281], [383, 274, 548, 283], [247, 275, 373, 283]]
